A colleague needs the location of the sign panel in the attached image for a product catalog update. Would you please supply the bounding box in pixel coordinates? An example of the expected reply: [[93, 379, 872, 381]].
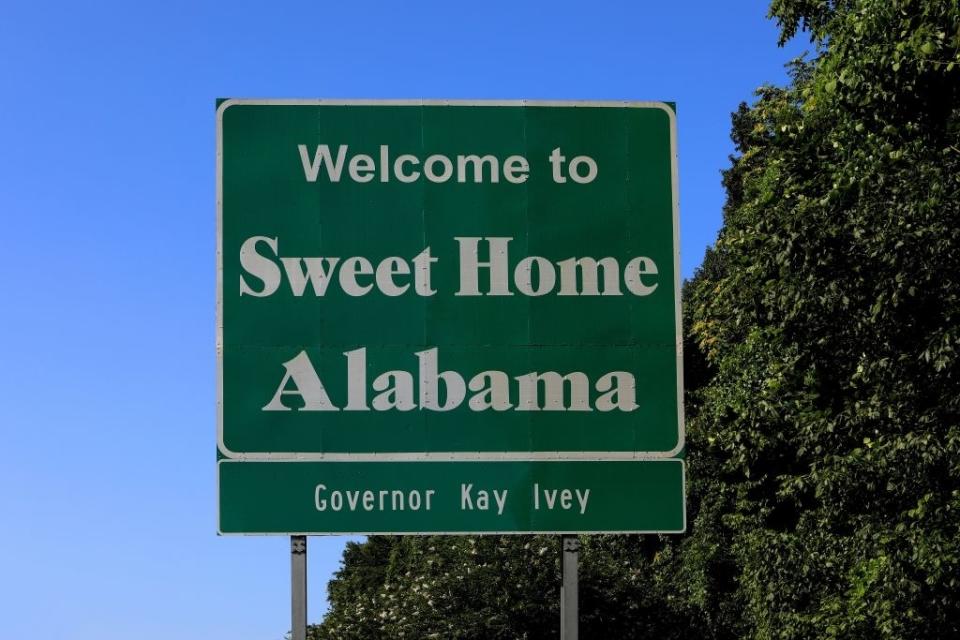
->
[[217, 99, 685, 534], [220, 460, 684, 534]]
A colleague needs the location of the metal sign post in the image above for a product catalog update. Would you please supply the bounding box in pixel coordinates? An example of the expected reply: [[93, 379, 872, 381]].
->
[[561, 535, 580, 640], [291, 536, 307, 640]]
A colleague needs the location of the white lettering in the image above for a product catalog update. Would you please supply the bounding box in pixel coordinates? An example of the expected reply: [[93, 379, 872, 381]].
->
[[315, 484, 327, 510], [239, 236, 281, 297], [375, 257, 411, 297], [424, 154, 454, 183], [298, 144, 347, 182], [417, 348, 465, 411], [576, 489, 590, 514], [455, 237, 513, 296], [623, 257, 659, 296], [371, 370, 415, 411], [298, 146, 592, 185], [339, 257, 374, 296], [515, 371, 591, 411], [503, 155, 529, 184], [595, 372, 639, 412], [549, 147, 566, 183], [344, 348, 369, 411], [467, 371, 513, 411], [280, 257, 339, 296], [394, 154, 420, 183], [348, 154, 376, 183], [263, 351, 338, 411], [514, 256, 556, 297], [493, 489, 507, 515], [569, 155, 598, 183], [557, 257, 621, 296], [266, 348, 638, 413], [456, 155, 499, 183]]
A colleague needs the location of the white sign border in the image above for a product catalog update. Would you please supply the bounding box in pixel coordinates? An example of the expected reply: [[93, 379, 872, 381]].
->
[[216, 99, 684, 462]]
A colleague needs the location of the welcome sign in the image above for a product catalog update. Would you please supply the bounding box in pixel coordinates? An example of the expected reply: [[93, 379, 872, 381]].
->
[[217, 100, 685, 534]]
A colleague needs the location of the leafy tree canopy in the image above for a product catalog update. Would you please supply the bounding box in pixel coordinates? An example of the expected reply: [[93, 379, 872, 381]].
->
[[687, 0, 960, 636]]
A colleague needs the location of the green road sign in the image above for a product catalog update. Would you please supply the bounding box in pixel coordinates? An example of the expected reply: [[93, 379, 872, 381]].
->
[[217, 100, 685, 535], [219, 460, 684, 534]]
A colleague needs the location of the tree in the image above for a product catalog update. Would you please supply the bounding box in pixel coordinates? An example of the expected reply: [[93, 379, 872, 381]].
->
[[686, 1, 960, 636], [313, 532, 733, 640], [314, 535, 558, 639]]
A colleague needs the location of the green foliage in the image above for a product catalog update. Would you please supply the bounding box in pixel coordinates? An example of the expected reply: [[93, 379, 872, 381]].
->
[[314, 535, 557, 639], [309, 2, 960, 638], [687, 0, 960, 637], [313, 533, 739, 639]]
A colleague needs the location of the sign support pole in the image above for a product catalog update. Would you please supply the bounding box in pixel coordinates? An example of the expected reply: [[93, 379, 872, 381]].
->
[[291, 535, 307, 640], [561, 535, 579, 640]]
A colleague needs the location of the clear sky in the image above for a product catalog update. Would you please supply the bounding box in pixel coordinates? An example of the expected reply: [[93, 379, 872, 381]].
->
[[0, 2, 805, 638]]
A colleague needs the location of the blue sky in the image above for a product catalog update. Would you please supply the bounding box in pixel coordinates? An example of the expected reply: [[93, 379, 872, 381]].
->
[[0, 2, 805, 638]]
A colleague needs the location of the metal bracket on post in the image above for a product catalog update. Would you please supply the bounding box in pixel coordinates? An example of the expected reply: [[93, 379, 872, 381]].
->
[[291, 535, 307, 640], [561, 535, 580, 640]]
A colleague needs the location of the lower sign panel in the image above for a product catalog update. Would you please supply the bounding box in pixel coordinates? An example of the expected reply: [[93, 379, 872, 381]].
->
[[218, 460, 685, 534]]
